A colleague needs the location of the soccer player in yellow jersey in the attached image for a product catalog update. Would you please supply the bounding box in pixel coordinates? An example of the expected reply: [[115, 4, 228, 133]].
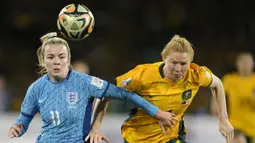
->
[[89, 35, 234, 143], [211, 52, 255, 143]]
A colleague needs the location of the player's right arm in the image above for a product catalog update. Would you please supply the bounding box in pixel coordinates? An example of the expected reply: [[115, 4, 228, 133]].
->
[[8, 84, 38, 138]]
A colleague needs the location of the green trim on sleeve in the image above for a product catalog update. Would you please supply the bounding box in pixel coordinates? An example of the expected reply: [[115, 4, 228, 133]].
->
[[207, 78, 213, 88]]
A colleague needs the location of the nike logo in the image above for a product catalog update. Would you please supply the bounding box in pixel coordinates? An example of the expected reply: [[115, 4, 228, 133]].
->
[[38, 99, 45, 103]]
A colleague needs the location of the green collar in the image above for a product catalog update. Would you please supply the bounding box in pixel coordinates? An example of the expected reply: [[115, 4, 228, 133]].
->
[[159, 63, 165, 78]]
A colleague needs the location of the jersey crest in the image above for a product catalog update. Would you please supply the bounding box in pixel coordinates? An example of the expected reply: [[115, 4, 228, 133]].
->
[[66, 92, 78, 105], [181, 90, 192, 105]]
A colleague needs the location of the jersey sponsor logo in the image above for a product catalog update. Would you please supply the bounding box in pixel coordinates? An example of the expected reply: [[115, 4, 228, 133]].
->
[[121, 77, 132, 87], [91, 77, 104, 89], [66, 92, 78, 105], [181, 90, 192, 105]]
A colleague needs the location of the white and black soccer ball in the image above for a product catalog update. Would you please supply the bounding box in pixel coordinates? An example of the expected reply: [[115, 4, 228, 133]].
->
[[57, 4, 95, 40]]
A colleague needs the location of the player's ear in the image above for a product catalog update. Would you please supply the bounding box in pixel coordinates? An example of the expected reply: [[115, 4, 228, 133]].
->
[[161, 54, 165, 62], [162, 55, 167, 62]]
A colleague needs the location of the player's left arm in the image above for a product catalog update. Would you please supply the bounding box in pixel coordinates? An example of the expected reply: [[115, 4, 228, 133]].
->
[[197, 67, 229, 120], [209, 74, 228, 120], [197, 66, 233, 142], [209, 74, 234, 143]]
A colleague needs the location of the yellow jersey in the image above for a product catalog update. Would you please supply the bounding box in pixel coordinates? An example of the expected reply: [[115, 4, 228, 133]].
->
[[116, 62, 213, 143], [223, 73, 255, 137]]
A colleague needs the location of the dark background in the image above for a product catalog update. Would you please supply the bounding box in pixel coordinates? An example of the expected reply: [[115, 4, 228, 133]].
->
[[1, 0, 254, 113]]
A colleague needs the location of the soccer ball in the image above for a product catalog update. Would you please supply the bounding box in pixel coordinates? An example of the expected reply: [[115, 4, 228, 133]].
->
[[57, 4, 95, 40]]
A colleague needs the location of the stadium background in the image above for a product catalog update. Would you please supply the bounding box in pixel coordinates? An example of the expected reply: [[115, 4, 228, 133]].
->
[[0, 0, 254, 142]]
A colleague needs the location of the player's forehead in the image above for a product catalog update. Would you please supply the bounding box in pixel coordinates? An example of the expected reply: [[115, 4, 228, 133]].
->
[[44, 44, 68, 55], [167, 52, 190, 62]]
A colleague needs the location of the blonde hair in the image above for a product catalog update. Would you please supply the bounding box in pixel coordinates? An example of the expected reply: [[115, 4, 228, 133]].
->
[[161, 35, 194, 61], [37, 32, 71, 76]]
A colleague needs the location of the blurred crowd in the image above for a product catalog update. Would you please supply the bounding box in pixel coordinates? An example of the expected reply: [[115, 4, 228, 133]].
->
[[0, 0, 254, 113]]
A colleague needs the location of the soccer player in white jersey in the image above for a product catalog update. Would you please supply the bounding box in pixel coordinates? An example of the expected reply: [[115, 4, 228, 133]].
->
[[8, 32, 177, 143]]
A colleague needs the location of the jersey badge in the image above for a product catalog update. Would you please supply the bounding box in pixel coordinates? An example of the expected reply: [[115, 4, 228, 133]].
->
[[66, 92, 78, 105], [181, 90, 192, 105], [91, 77, 104, 89], [121, 77, 132, 87]]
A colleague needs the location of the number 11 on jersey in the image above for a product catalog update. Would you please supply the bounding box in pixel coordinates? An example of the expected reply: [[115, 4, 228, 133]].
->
[[50, 110, 60, 126]]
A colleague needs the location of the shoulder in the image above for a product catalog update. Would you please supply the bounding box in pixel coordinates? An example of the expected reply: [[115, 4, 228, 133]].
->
[[188, 63, 213, 82], [70, 70, 89, 81], [189, 63, 212, 74], [26, 76, 46, 94], [189, 63, 200, 70], [71, 70, 104, 85], [31, 76, 46, 88]]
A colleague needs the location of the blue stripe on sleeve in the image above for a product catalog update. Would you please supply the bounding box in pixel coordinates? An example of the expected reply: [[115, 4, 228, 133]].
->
[[100, 82, 110, 98], [21, 112, 34, 119], [103, 83, 159, 116], [14, 112, 35, 137]]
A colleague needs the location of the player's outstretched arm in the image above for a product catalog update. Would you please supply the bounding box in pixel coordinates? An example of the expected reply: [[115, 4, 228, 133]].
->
[[102, 83, 178, 126], [209, 74, 234, 143]]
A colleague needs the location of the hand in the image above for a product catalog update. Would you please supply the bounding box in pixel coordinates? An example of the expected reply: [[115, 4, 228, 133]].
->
[[155, 110, 179, 133], [219, 118, 234, 143], [85, 130, 110, 143], [8, 122, 22, 138]]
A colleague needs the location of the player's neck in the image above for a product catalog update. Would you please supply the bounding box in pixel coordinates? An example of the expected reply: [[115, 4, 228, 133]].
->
[[48, 69, 71, 83], [50, 76, 65, 82]]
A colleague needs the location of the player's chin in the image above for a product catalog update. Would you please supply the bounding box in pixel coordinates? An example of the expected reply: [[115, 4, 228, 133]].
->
[[52, 72, 65, 79], [173, 75, 183, 80]]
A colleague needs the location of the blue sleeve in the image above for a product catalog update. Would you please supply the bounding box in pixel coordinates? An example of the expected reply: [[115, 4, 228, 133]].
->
[[87, 76, 110, 99], [14, 113, 34, 137], [14, 84, 38, 137], [88, 76, 159, 116], [102, 83, 159, 117]]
